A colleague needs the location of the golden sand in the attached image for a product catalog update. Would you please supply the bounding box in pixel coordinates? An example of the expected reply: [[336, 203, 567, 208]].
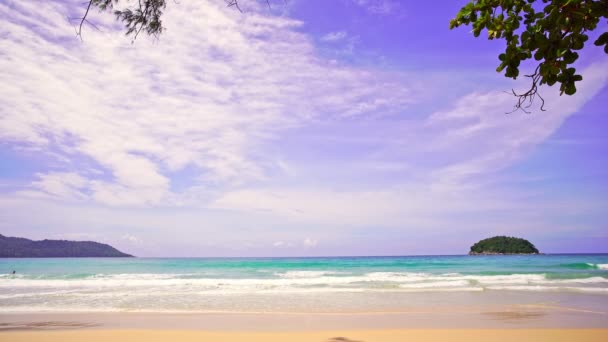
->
[[2, 329, 608, 342]]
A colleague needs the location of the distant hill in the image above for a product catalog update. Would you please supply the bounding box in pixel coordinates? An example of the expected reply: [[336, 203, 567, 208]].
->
[[0, 234, 133, 257], [469, 236, 540, 255]]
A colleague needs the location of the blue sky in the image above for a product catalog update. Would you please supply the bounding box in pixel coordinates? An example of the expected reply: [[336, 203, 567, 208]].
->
[[0, 0, 607, 256]]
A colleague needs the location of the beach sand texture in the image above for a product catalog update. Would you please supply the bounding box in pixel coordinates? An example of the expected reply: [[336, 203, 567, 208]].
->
[[3, 329, 608, 342]]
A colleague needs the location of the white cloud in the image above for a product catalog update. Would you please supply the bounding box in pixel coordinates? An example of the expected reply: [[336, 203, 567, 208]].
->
[[272, 240, 295, 248], [424, 61, 608, 190], [210, 54, 608, 222], [6, 0, 599, 211], [22, 172, 89, 201], [303, 238, 318, 248], [321, 31, 347, 42], [0, 0, 413, 207], [352, 0, 402, 15], [121, 234, 143, 245]]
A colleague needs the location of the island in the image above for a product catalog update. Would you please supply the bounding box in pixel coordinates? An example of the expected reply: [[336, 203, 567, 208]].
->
[[469, 236, 540, 255], [0, 234, 133, 257]]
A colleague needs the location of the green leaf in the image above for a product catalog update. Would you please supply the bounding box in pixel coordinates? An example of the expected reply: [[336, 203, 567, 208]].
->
[[572, 39, 584, 50], [563, 50, 579, 64], [565, 84, 576, 95], [594, 32, 608, 46]]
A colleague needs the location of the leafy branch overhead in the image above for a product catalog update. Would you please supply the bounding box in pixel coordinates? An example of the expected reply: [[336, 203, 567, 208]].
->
[[78, 1, 606, 113], [79, 1, 270, 41], [450, 0, 608, 112], [81, 0, 167, 41]]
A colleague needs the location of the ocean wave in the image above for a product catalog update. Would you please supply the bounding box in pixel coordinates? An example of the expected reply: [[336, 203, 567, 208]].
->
[[485, 285, 608, 293], [552, 276, 608, 284], [398, 280, 470, 288], [558, 263, 599, 270], [0, 289, 86, 299], [275, 271, 347, 278], [571, 263, 608, 270], [1, 272, 606, 293]]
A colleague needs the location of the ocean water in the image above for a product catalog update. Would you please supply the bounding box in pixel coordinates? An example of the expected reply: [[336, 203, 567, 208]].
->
[[1, 255, 607, 313]]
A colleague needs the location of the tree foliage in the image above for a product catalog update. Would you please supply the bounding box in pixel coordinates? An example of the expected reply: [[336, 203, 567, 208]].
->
[[469, 235, 540, 254], [450, 0, 608, 112], [79, 0, 167, 41], [79, 1, 258, 41], [0, 234, 133, 258]]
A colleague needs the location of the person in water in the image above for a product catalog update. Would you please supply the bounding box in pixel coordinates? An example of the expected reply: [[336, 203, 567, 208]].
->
[[12, 270, 15, 274]]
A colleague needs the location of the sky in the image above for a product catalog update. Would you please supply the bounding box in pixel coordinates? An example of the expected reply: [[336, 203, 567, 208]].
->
[[0, 0, 607, 257]]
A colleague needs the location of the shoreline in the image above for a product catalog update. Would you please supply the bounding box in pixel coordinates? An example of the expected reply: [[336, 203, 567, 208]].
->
[[2, 290, 607, 316], [2, 304, 607, 331]]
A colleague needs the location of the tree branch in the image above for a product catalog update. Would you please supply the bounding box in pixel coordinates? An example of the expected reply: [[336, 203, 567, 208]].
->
[[506, 64, 546, 114], [225, 0, 242, 13], [76, 0, 95, 41], [79, 0, 280, 42]]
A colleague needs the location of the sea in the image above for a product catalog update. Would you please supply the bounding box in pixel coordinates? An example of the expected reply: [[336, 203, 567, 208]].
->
[[1, 254, 607, 314]]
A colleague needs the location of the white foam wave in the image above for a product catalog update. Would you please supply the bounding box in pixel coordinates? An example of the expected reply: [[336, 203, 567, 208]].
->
[[552, 277, 608, 284], [486, 286, 608, 293], [585, 263, 608, 270], [398, 280, 470, 288], [457, 274, 546, 285], [275, 271, 346, 278], [0, 274, 25, 279], [2, 271, 607, 314], [0, 272, 606, 294], [0, 289, 85, 299]]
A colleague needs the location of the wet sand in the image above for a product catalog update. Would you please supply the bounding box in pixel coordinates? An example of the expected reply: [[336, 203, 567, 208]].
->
[[2, 297, 607, 341], [2, 329, 608, 342], [1, 301, 607, 331], [2, 305, 607, 342]]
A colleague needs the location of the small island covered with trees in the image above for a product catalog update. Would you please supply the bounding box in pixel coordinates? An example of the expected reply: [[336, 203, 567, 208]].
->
[[469, 236, 540, 255], [0, 234, 133, 258]]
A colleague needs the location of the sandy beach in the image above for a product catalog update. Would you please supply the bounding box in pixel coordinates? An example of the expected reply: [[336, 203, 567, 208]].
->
[[2, 285, 608, 341], [2, 307, 608, 342], [2, 329, 608, 342]]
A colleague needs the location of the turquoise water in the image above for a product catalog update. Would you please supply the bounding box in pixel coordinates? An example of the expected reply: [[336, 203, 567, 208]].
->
[[1, 255, 607, 313]]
